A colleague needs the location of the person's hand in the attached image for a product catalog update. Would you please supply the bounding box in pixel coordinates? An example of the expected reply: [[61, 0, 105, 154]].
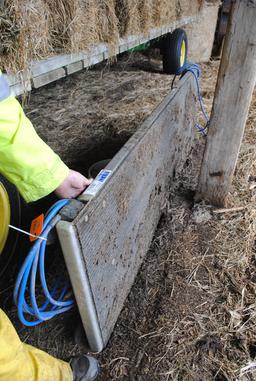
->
[[54, 169, 92, 199]]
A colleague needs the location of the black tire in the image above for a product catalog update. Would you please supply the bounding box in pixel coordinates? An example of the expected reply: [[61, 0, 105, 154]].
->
[[162, 28, 188, 75], [0, 175, 21, 277]]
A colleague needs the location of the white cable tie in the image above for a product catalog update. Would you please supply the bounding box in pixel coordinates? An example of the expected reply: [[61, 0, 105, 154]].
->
[[8, 225, 47, 241]]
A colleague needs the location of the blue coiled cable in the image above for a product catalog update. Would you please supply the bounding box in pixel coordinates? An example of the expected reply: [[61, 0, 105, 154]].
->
[[179, 62, 210, 136], [14, 199, 74, 326]]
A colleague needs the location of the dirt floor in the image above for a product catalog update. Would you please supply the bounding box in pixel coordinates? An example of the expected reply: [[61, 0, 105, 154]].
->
[[2, 53, 256, 381]]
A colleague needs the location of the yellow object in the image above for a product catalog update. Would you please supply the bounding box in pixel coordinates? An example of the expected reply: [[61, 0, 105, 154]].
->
[[0, 74, 72, 381], [0, 73, 69, 202], [0, 182, 10, 254], [180, 39, 186, 68], [0, 309, 73, 381]]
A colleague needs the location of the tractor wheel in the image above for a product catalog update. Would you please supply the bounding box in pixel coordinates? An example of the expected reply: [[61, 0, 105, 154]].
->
[[0, 175, 21, 276], [162, 28, 188, 75]]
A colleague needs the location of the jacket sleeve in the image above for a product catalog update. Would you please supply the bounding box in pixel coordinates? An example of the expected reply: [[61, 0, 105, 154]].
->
[[0, 96, 69, 203]]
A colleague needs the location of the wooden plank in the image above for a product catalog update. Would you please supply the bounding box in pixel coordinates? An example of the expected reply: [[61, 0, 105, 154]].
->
[[60, 73, 197, 348], [4, 73, 20, 86], [87, 53, 105, 67], [119, 42, 129, 54], [4, 71, 32, 96], [197, 0, 256, 206], [10, 81, 32, 97], [103, 47, 119, 60], [32, 68, 66, 88], [31, 45, 109, 77], [66, 61, 83, 75], [93, 43, 108, 55], [32, 53, 85, 77]]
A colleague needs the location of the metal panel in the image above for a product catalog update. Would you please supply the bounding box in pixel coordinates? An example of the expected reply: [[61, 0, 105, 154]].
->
[[57, 222, 104, 352], [57, 73, 197, 350]]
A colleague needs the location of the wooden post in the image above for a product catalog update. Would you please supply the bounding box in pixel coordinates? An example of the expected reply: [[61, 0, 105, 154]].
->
[[197, 0, 256, 206]]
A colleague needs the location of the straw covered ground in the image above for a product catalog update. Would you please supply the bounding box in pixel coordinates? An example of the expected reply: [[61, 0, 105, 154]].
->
[[0, 0, 204, 72], [2, 53, 256, 380], [24, 54, 176, 168]]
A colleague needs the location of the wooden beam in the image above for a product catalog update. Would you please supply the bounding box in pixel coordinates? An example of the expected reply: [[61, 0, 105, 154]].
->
[[197, 0, 256, 206], [32, 68, 66, 88]]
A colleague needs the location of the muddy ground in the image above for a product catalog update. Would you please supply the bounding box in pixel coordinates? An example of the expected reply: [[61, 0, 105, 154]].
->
[[2, 53, 256, 381]]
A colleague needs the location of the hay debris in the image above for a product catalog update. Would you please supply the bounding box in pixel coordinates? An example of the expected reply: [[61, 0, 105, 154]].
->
[[24, 53, 173, 166]]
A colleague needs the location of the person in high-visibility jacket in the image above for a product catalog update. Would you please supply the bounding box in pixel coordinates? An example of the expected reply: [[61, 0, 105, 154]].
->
[[0, 72, 99, 381]]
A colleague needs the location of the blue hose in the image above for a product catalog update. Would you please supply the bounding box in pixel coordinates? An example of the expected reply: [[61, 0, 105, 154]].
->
[[14, 199, 74, 326], [180, 62, 209, 136]]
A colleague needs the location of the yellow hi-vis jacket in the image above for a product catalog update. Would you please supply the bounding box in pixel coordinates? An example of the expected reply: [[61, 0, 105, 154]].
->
[[0, 309, 73, 381], [0, 71, 69, 202]]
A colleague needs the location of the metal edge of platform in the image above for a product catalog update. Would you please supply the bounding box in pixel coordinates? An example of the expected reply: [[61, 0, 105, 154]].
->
[[56, 221, 104, 352], [5, 15, 197, 96]]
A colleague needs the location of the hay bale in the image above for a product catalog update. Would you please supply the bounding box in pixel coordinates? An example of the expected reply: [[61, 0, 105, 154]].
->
[[0, 4, 19, 67], [114, 0, 141, 36], [138, 0, 154, 31], [0, 0, 51, 72], [152, 0, 176, 27], [44, 0, 75, 52], [44, 0, 97, 53], [96, 0, 119, 45], [177, 0, 201, 18]]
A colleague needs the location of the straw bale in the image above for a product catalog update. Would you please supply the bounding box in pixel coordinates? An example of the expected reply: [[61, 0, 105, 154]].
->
[[44, 0, 75, 52], [114, 0, 141, 36], [0, 4, 19, 65], [0, 0, 51, 72], [138, 0, 154, 31], [44, 0, 98, 54], [177, 0, 201, 18], [152, 0, 176, 27], [96, 0, 119, 45], [46, 0, 120, 53]]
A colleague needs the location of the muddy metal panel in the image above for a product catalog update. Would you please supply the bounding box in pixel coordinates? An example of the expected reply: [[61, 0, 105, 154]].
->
[[57, 73, 197, 351]]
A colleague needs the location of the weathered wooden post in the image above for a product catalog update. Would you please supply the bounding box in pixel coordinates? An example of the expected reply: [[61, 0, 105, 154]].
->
[[197, 0, 256, 206]]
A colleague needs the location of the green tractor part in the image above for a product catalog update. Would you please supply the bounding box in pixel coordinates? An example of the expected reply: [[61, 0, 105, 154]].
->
[[128, 42, 151, 53]]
